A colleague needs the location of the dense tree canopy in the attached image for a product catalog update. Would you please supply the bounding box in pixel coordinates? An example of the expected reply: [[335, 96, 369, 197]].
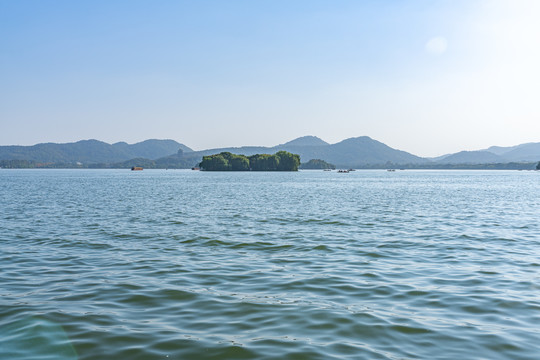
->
[[249, 154, 279, 171], [300, 159, 336, 170], [275, 151, 301, 171], [201, 154, 230, 171], [229, 155, 248, 171], [199, 151, 300, 171]]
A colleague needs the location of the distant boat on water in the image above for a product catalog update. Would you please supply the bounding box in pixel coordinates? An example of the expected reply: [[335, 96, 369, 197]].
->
[[131, 167, 143, 171]]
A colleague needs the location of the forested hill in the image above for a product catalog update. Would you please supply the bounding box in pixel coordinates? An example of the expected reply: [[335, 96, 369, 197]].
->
[[0, 139, 192, 164], [2, 136, 538, 169], [0, 136, 427, 168], [186, 136, 427, 168], [433, 142, 540, 163]]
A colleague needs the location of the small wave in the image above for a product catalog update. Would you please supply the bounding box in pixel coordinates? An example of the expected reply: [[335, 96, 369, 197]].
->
[[390, 324, 433, 335]]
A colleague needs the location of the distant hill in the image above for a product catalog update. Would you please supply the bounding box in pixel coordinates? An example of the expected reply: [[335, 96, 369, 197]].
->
[[434, 142, 540, 164], [280, 136, 329, 147], [0, 139, 192, 164], [485, 145, 520, 156], [2, 136, 539, 169], [436, 151, 505, 164], [112, 139, 192, 160], [319, 136, 427, 167], [183, 136, 427, 168], [499, 143, 540, 161]]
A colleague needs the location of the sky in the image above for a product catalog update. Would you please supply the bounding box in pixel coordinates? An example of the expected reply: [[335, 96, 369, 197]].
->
[[1, 0, 539, 157]]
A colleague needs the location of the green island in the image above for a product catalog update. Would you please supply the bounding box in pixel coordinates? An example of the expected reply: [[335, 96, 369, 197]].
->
[[200, 151, 300, 171], [300, 159, 336, 170]]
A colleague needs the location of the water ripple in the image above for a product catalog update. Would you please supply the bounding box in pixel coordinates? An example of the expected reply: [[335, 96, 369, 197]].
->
[[1, 169, 539, 359]]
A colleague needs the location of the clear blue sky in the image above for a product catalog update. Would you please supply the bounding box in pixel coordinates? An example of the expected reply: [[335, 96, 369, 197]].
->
[[1, 0, 539, 156]]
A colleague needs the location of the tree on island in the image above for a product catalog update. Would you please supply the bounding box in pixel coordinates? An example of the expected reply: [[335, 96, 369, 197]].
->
[[275, 151, 301, 171], [202, 154, 231, 171], [249, 154, 280, 171], [200, 151, 300, 171], [300, 159, 336, 170], [230, 153, 250, 171]]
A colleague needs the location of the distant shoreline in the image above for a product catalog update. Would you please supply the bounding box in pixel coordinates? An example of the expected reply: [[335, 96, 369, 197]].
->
[[1, 163, 538, 171], [2, 137, 539, 170]]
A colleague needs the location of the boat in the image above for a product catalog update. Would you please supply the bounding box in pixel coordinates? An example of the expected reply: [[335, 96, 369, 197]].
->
[[387, 169, 396, 172], [338, 169, 349, 173], [131, 166, 143, 171]]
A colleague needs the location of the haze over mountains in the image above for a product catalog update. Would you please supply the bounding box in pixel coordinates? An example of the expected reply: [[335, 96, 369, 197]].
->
[[1, 136, 539, 168], [0, 139, 192, 164], [188, 136, 427, 167]]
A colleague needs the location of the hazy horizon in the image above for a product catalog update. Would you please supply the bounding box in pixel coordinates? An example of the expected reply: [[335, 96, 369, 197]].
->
[[2, 134, 538, 160], [2, 0, 539, 157]]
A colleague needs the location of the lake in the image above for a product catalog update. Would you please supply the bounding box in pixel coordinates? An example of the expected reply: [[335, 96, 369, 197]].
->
[[1, 169, 539, 359]]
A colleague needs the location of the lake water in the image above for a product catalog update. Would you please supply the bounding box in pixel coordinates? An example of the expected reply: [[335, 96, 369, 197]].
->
[[1, 169, 539, 359]]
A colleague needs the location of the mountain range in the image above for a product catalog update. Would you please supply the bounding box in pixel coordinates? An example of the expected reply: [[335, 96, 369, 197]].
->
[[183, 136, 427, 168], [0, 136, 539, 169], [433, 143, 540, 163], [0, 139, 192, 164]]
